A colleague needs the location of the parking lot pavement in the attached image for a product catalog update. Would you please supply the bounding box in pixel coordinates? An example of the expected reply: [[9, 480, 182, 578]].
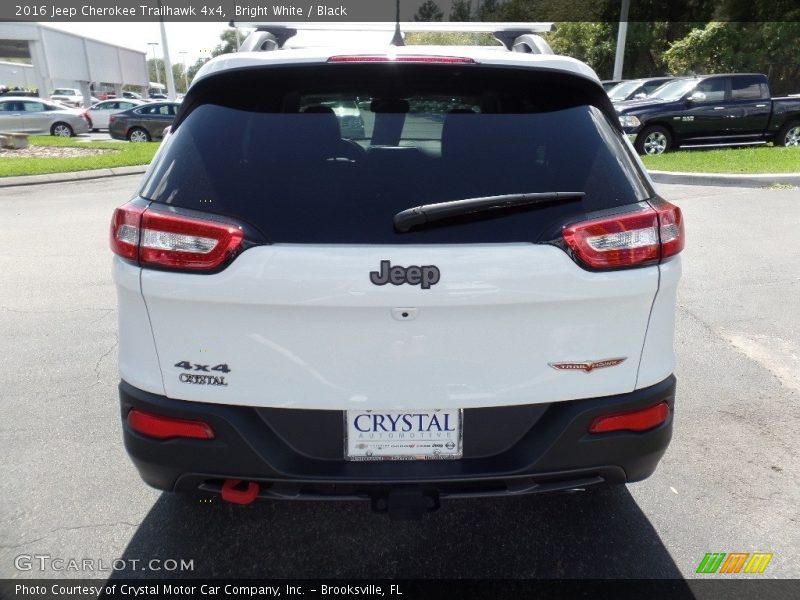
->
[[0, 177, 797, 579]]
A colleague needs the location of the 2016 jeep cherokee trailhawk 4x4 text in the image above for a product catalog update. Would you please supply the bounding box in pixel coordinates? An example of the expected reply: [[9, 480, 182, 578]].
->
[[110, 23, 684, 518]]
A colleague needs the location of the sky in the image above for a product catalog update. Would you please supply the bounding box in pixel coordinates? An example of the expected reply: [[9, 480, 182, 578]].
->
[[41, 3, 461, 65], [44, 22, 422, 68]]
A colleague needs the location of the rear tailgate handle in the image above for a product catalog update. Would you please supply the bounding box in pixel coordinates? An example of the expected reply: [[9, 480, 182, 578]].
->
[[713, 106, 726, 110], [755, 104, 767, 107]]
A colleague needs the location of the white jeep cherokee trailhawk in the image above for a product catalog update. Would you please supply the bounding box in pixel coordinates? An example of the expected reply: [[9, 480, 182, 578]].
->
[[110, 24, 684, 518]]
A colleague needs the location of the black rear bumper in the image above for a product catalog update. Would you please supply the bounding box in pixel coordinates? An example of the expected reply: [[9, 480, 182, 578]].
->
[[120, 376, 675, 501]]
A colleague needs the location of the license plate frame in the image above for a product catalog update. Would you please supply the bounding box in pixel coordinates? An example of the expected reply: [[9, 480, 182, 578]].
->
[[344, 409, 463, 461]]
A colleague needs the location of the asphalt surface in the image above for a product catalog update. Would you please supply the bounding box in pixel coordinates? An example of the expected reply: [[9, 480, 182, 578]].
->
[[0, 177, 798, 580]]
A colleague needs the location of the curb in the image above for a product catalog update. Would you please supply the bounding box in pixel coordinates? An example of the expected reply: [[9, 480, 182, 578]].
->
[[649, 170, 800, 188], [0, 165, 147, 188]]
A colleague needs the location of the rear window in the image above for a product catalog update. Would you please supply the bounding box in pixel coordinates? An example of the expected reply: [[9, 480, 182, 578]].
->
[[137, 104, 175, 115], [731, 76, 769, 101], [140, 64, 651, 244]]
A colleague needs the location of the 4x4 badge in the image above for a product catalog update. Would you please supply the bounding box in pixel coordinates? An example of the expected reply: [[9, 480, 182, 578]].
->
[[549, 358, 627, 373], [370, 260, 440, 289]]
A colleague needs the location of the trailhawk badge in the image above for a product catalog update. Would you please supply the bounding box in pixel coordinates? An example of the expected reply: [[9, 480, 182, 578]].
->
[[549, 357, 627, 373]]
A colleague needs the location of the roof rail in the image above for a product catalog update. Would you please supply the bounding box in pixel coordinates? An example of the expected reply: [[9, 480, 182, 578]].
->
[[234, 22, 555, 53]]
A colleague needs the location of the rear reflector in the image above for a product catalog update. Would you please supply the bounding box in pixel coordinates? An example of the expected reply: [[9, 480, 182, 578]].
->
[[110, 202, 244, 271], [127, 409, 215, 440], [589, 402, 670, 433], [328, 55, 476, 64], [562, 200, 684, 269]]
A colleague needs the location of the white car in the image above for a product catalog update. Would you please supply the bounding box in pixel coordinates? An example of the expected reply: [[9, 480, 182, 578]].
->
[[110, 24, 684, 518], [50, 87, 84, 107], [86, 99, 146, 130]]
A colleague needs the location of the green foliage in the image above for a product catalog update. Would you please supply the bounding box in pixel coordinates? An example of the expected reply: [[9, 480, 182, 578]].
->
[[186, 58, 208, 84], [449, 0, 473, 21], [546, 21, 701, 80], [183, 28, 251, 89], [211, 29, 242, 57], [405, 32, 497, 46], [414, 0, 443, 21], [641, 146, 800, 174], [664, 22, 800, 95], [547, 23, 616, 78], [146, 59, 189, 93], [477, 0, 500, 20], [0, 136, 159, 177]]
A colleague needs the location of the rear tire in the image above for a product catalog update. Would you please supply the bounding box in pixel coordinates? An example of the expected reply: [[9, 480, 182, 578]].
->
[[635, 125, 672, 155], [51, 122, 74, 137], [775, 121, 800, 147], [128, 127, 151, 143]]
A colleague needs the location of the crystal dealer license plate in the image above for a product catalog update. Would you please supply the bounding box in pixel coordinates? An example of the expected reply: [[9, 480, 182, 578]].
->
[[345, 409, 463, 461]]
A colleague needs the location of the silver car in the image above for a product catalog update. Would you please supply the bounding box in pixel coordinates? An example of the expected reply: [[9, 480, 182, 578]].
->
[[86, 99, 145, 131], [0, 97, 90, 136]]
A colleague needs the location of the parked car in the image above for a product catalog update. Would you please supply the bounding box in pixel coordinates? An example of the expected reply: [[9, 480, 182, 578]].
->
[[0, 97, 90, 136], [601, 79, 624, 92], [86, 99, 146, 131], [148, 93, 168, 100], [50, 88, 85, 107], [110, 29, 684, 518], [607, 77, 675, 102], [122, 91, 144, 100], [108, 102, 180, 142], [617, 73, 800, 154]]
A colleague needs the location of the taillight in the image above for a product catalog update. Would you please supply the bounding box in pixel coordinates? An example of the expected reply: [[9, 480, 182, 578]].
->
[[139, 210, 244, 270], [110, 203, 144, 260], [328, 55, 476, 64], [562, 200, 684, 270], [110, 202, 244, 271], [127, 409, 215, 440], [588, 402, 670, 433], [653, 200, 685, 258]]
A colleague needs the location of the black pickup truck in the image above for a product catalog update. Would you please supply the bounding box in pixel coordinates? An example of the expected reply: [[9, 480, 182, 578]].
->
[[616, 73, 800, 154]]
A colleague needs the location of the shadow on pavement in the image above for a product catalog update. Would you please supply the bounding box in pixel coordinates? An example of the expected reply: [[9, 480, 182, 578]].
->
[[112, 485, 688, 580]]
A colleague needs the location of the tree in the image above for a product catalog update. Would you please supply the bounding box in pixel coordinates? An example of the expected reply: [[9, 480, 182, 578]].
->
[[211, 29, 241, 57], [664, 22, 800, 95], [182, 28, 251, 89], [449, 0, 473, 21], [147, 59, 163, 87], [170, 62, 189, 93], [413, 0, 443, 21], [405, 32, 494, 46], [476, 0, 500, 20], [186, 57, 208, 84]]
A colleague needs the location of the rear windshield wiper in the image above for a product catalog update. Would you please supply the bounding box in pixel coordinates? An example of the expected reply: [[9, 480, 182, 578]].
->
[[393, 192, 585, 233]]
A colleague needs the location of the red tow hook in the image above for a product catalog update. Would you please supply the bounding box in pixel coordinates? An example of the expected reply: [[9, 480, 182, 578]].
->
[[221, 479, 260, 505]]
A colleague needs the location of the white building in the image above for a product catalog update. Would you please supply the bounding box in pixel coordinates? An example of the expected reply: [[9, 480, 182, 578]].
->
[[0, 22, 148, 106]]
